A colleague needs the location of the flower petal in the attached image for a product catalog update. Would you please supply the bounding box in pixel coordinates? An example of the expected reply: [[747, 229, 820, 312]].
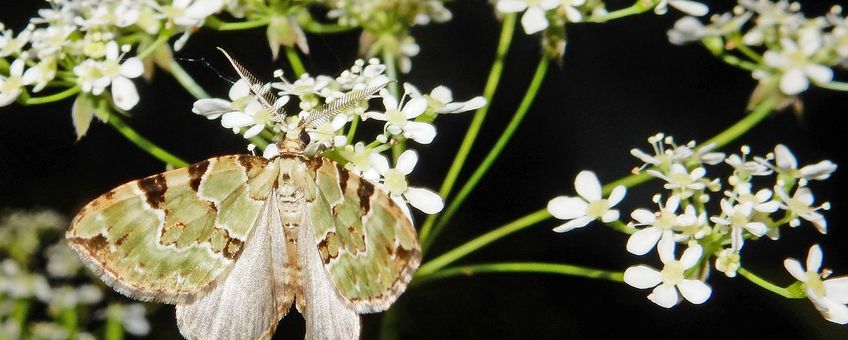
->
[[648, 283, 680, 308], [120, 58, 144, 78], [520, 7, 549, 34], [631, 209, 656, 224], [403, 97, 428, 119], [369, 153, 390, 174], [430, 85, 453, 104], [805, 64, 833, 85], [807, 244, 823, 274], [396, 149, 419, 175], [678, 279, 711, 304], [784, 258, 807, 282], [669, 0, 709, 16], [624, 265, 662, 289], [552, 216, 593, 232], [496, 0, 528, 13], [608, 186, 627, 206], [780, 68, 809, 95], [774, 144, 797, 170], [111, 76, 139, 110], [680, 244, 703, 269], [404, 187, 444, 214], [824, 277, 848, 305], [192, 98, 233, 119], [547, 196, 588, 220], [574, 170, 602, 202], [626, 227, 663, 255], [221, 111, 253, 128], [657, 237, 676, 264], [404, 121, 436, 144]]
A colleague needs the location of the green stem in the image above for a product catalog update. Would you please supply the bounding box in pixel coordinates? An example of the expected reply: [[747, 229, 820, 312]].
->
[[382, 49, 406, 161], [107, 112, 190, 167], [422, 56, 548, 253], [413, 262, 624, 286], [346, 115, 360, 145], [163, 55, 209, 99], [717, 53, 759, 71], [137, 29, 173, 59], [606, 220, 633, 234], [205, 16, 269, 31], [418, 14, 516, 242], [61, 308, 78, 337], [738, 267, 804, 299], [702, 96, 776, 149], [300, 21, 356, 34], [418, 208, 550, 275], [105, 311, 124, 340], [587, 0, 658, 23], [11, 299, 30, 334], [23, 86, 80, 105], [815, 80, 848, 91], [285, 46, 306, 77]]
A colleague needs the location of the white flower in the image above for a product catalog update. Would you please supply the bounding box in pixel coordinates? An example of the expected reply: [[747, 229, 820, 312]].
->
[[0, 260, 51, 300], [22, 57, 57, 93], [764, 36, 834, 95], [371, 150, 444, 215], [160, 0, 225, 27], [307, 114, 348, 148], [403, 83, 486, 114], [496, 0, 560, 34], [107, 303, 151, 336], [624, 239, 712, 308], [0, 59, 25, 107], [45, 242, 82, 278], [220, 98, 280, 138], [784, 245, 848, 324], [365, 89, 436, 144], [727, 146, 772, 182], [775, 186, 829, 233], [338, 142, 380, 181], [655, 0, 709, 17], [647, 163, 707, 194], [548, 170, 626, 232], [1, 28, 31, 58], [73, 41, 144, 110], [710, 199, 768, 250], [626, 195, 692, 255], [193, 78, 251, 120], [732, 182, 781, 214], [772, 144, 837, 181]]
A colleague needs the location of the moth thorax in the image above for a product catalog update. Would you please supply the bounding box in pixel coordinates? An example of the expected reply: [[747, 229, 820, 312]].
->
[[279, 129, 308, 154]]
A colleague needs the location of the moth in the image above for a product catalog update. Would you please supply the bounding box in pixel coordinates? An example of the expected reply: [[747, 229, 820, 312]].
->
[[66, 49, 420, 340]]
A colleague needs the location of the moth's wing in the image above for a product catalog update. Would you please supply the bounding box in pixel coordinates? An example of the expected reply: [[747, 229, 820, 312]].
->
[[176, 194, 292, 340], [305, 158, 421, 313], [66, 155, 278, 304], [298, 212, 361, 340]]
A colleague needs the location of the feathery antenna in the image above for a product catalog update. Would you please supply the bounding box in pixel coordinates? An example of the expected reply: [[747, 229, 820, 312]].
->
[[300, 81, 393, 129], [217, 47, 285, 117]]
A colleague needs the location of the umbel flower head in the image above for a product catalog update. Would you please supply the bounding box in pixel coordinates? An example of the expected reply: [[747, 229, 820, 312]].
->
[[624, 239, 712, 308], [547, 170, 626, 232]]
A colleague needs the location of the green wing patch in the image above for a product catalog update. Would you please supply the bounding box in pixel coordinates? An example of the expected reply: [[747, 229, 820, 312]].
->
[[306, 158, 420, 313], [67, 155, 278, 304]]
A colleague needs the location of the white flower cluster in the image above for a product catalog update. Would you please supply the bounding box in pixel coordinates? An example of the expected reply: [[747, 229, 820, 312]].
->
[[324, 0, 452, 73], [0, 209, 151, 339], [547, 133, 840, 318], [193, 57, 486, 216], [495, 0, 707, 36], [668, 1, 848, 95]]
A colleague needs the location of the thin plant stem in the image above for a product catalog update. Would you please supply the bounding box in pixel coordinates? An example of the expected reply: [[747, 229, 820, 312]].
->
[[413, 262, 624, 287], [105, 312, 124, 340], [815, 80, 848, 91], [418, 208, 550, 275], [702, 96, 776, 149], [738, 267, 804, 299], [717, 53, 759, 71], [382, 49, 405, 161], [106, 112, 190, 167], [420, 97, 780, 272], [11, 299, 30, 334], [418, 14, 516, 242], [137, 29, 173, 59], [587, 0, 658, 23], [205, 16, 269, 31], [422, 56, 549, 252], [285, 46, 306, 77], [61, 308, 78, 337], [23, 86, 80, 105], [346, 115, 360, 145]]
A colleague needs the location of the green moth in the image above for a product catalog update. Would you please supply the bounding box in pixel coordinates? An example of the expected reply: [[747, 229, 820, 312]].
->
[[66, 49, 420, 340]]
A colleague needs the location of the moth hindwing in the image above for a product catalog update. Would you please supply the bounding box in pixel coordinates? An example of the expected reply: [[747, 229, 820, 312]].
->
[[68, 51, 420, 340]]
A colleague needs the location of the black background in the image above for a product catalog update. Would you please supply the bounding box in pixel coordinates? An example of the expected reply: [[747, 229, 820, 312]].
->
[[1, 0, 847, 339]]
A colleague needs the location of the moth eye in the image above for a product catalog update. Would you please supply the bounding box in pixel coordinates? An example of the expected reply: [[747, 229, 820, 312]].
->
[[299, 131, 311, 145]]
